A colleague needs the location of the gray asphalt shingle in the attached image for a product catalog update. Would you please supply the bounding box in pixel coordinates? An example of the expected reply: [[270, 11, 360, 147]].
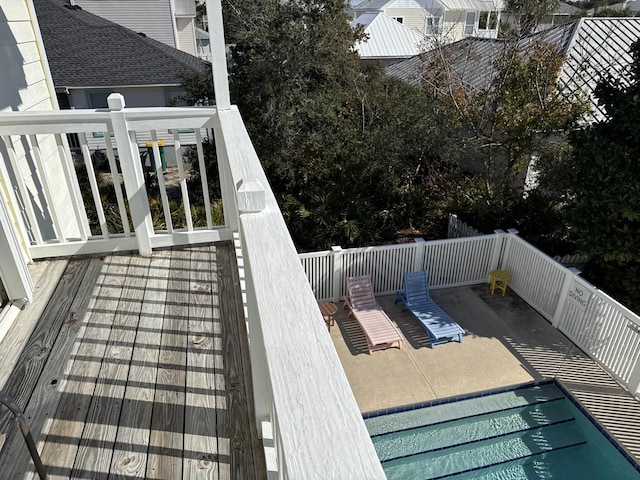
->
[[34, 0, 209, 88]]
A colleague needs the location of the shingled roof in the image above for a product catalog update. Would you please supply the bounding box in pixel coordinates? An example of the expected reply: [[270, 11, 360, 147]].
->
[[34, 0, 209, 89]]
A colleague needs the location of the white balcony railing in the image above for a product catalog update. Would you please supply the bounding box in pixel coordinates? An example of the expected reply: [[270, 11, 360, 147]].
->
[[300, 232, 640, 398], [0, 95, 230, 259], [0, 98, 386, 478]]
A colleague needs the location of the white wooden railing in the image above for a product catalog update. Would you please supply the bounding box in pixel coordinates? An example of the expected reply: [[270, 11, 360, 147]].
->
[[0, 98, 385, 477], [214, 107, 386, 479], [0, 94, 230, 259], [301, 232, 640, 398]]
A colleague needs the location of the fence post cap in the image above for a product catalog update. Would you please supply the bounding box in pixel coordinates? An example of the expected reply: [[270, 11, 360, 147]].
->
[[568, 267, 582, 275], [331, 246, 342, 253], [507, 228, 519, 234], [107, 93, 125, 110], [494, 229, 505, 234], [236, 178, 265, 213], [414, 238, 426, 243]]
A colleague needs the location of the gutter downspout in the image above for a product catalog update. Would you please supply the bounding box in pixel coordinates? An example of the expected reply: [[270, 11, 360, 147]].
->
[[169, 0, 180, 49]]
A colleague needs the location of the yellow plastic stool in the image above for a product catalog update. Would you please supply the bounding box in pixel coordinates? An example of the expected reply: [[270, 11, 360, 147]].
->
[[490, 269, 512, 296]]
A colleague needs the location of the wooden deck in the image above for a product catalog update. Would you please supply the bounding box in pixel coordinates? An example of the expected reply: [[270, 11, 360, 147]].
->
[[0, 243, 265, 479]]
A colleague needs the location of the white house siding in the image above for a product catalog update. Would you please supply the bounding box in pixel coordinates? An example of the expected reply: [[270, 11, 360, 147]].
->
[[0, 0, 81, 254], [72, 0, 177, 48], [176, 17, 196, 56], [384, 7, 428, 33], [443, 10, 468, 41], [69, 86, 174, 109], [68, 86, 200, 160]]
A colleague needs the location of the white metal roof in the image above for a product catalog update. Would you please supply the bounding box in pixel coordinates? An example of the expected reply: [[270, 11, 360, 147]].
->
[[354, 0, 506, 12], [352, 12, 426, 59], [559, 17, 640, 121], [439, 0, 506, 10]]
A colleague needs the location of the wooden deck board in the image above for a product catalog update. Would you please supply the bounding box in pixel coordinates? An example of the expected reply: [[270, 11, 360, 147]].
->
[[0, 258, 69, 391], [0, 257, 103, 479], [218, 243, 263, 479], [146, 249, 189, 479], [0, 244, 264, 480], [0, 259, 90, 457], [110, 251, 170, 479], [70, 255, 148, 480], [184, 245, 220, 480], [39, 255, 129, 479]]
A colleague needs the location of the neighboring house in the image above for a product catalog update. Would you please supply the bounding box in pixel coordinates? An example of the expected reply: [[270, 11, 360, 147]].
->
[[387, 17, 640, 122], [502, 1, 584, 34], [34, 0, 209, 155], [352, 0, 505, 42], [0, 0, 83, 311], [352, 12, 426, 64], [35, 0, 208, 111], [196, 26, 211, 62], [69, 0, 207, 59], [606, 0, 640, 15]]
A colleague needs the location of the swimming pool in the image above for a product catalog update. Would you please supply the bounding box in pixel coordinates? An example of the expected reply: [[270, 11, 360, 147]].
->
[[364, 381, 640, 479]]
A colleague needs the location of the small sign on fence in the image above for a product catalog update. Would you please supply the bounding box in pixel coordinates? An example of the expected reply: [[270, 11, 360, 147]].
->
[[568, 280, 591, 313]]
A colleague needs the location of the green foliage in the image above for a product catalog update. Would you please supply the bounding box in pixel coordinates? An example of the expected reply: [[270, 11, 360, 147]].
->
[[173, 70, 215, 106], [222, 0, 462, 250], [505, 0, 559, 36], [568, 41, 640, 263], [567, 41, 640, 311], [424, 40, 588, 232], [592, 7, 635, 17]]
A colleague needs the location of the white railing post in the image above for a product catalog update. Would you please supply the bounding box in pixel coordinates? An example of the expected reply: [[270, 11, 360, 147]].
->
[[413, 238, 426, 271], [552, 267, 581, 328], [489, 229, 505, 271], [213, 114, 238, 232], [0, 198, 33, 302], [628, 359, 640, 398], [107, 93, 154, 256], [204, 0, 231, 110], [331, 246, 343, 302], [500, 228, 519, 268]]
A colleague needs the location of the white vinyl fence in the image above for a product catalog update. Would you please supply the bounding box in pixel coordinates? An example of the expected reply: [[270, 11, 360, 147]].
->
[[301, 232, 640, 397]]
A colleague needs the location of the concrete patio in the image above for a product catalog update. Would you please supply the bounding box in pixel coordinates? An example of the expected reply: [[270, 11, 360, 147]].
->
[[329, 284, 640, 464]]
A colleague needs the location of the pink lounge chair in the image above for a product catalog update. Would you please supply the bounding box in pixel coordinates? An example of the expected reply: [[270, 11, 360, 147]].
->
[[344, 275, 402, 354]]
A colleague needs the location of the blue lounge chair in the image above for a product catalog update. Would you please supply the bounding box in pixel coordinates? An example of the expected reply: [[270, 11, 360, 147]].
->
[[395, 270, 464, 348]]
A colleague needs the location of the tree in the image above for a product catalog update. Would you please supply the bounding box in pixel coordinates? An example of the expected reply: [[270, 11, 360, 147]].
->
[[223, 0, 462, 249], [505, 0, 559, 36], [421, 39, 588, 230], [566, 41, 640, 311]]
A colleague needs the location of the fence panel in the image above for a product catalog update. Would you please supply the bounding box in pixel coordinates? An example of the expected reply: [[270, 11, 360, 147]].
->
[[422, 236, 497, 288], [340, 243, 419, 296], [299, 251, 334, 301], [500, 236, 567, 321], [558, 276, 640, 390]]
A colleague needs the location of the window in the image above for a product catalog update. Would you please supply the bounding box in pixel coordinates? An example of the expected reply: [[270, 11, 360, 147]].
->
[[464, 11, 477, 35], [425, 16, 441, 35], [87, 91, 113, 109], [392, 16, 404, 24], [479, 11, 498, 30], [164, 88, 189, 107], [86, 91, 115, 138]]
